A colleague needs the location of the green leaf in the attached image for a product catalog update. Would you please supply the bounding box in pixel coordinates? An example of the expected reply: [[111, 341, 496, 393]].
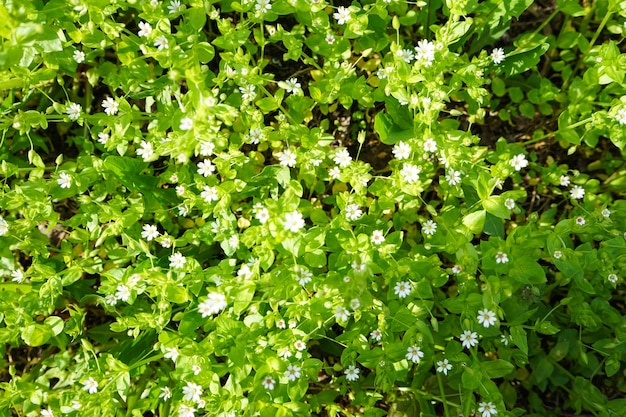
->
[[510, 325, 528, 355], [22, 324, 53, 346], [462, 209, 486, 234], [501, 42, 550, 77], [164, 284, 189, 304], [509, 257, 546, 284], [233, 282, 256, 315], [374, 112, 412, 145], [483, 196, 510, 219], [482, 359, 514, 378]]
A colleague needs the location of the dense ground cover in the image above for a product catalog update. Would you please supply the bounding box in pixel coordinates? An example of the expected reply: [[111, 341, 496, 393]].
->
[[1, 0, 626, 416]]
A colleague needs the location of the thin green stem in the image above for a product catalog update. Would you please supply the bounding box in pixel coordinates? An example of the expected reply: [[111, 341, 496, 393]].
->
[[437, 372, 452, 417]]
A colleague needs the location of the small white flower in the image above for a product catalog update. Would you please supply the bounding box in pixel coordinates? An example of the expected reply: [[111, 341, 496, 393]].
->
[[141, 224, 159, 241], [0, 216, 8, 236], [559, 175, 570, 186], [344, 365, 360, 381], [294, 340, 307, 351], [276, 319, 286, 329], [41, 408, 54, 417], [393, 141, 411, 160], [370, 328, 382, 341], [160, 387, 172, 400], [333, 6, 351, 24], [491, 48, 505, 64], [169, 252, 186, 269], [285, 364, 301, 381], [423, 138, 437, 153], [198, 292, 227, 316], [97, 132, 109, 144], [261, 376, 275, 390], [138, 21, 152, 38], [246, 129, 264, 145], [608, 273, 618, 284], [296, 267, 312, 285], [501, 334, 512, 345], [504, 198, 515, 210], [180, 117, 193, 131], [325, 34, 335, 44], [415, 39, 436, 66], [284, 78, 301, 94], [570, 185, 585, 200], [352, 261, 366, 273], [115, 284, 131, 302], [57, 172, 72, 189], [102, 97, 119, 115], [201, 186, 219, 203], [277, 149, 297, 167], [82, 377, 98, 394], [176, 185, 185, 196], [344, 204, 363, 221], [397, 48, 414, 63], [460, 330, 478, 349], [422, 220, 437, 236], [478, 401, 498, 417], [199, 141, 215, 156], [136, 141, 154, 161], [510, 154, 528, 171], [66, 102, 81, 120], [278, 347, 292, 358], [394, 281, 411, 298], [164, 347, 179, 362], [436, 359, 452, 375], [329, 166, 341, 180], [255, 0, 272, 13], [255, 206, 270, 224], [616, 108, 626, 125], [334, 306, 350, 322], [401, 163, 421, 183], [553, 250, 563, 259], [371, 230, 385, 245], [495, 252, 508, 264], [283, 210, 305, 233], [601, 208, 611, 218], [178, 404, 196, 417], [575, 216, 585, 225], [446, 169, 462, 186], [406, 346, 424, 363], [167, 0, 183, 14], [73, 50, 85, 63], [333, 148, 352, 167], [154, 35, 169, 50], [11, 269, 24, 283], [452, 265, 462, 274], [183, 382, 203, 403], [239, 84, 256, 101], [477, 309, 497, 328]]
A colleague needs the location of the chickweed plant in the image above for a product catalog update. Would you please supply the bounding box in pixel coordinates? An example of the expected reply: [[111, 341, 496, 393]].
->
[[1, 0, 626, 416]]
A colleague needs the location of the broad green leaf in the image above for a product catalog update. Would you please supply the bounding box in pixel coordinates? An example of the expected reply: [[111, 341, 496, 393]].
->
[[482, 359, 514, 378]]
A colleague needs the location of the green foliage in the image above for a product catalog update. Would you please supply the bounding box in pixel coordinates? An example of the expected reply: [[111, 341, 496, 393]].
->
[[1, 0, 626, 417]]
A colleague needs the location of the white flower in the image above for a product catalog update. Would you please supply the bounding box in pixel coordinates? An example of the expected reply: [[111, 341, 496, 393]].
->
[[115, 284, 131, 302], [370, 328, 382, 341], [255, 0, 272, 13], [333, 6, 351, 24], [164, 347, 179, 362], [254, 206, 270, 224], [239, 85, 256, 101], [198, 293, 227, 316], [178, 404, 196, 417], [284, 78, 301, 94], [406, 346, 424, 363], [294, 340, 307, 351], [57, 172, 72, 189], [495, 252, 508, 264], [285, 364, 301, 381], [334, 306, 350, 322], [371, 230, 385, 245], [414, 39, 435, 66], [169, 252, 186, 269], [510, 154, 528, 171], [423, 138, 437, 152], [82, 377, 98, 394], [154, 36, 168, 50], [142, 224, 159, 241], [401, 163, 421, 183], [276, 319, 286, 329], [575, 216, 585, 225], [246, 129, 264, 145], [394, 281, 411, 298], [296, 267, 312, 285], [352, 261, 366, 273], [460, 330, 478, 349], [0, 216, 7, 236], [261, 376, 275, 390], [478, 401, 498, 417], [183, 382, 203, 403], [180, 117, 193, 131], [138, 21, 152, 37], [344, 204, 362, 221], [41, 408, 54, 417], [397, 48, 414, 63], [102, 97, 119, 115], [477, 309, 497, 328], [277, 149, 297, 167], [283, 210, 305, 233], [160, 387, 172, 400], [199, 141, 215, 156], [329, 166, 341, 179], [491, 48, 505, 64], [168, 0, 183, 14], [105, 294, 117, 305], [452, 265, 462, 274], [136, 141, 154, 161], [11, 269, 24, 283], [278, 347, 292, 358], [608, 273, 618, 284], [436, 359, 452, 375], [570, 185, 585, 200], [601, 208, 611, 218], [201, 186, 219, 203], [73, 50, 85, 63], [344, 365, 360, 381], [559, 175, 570, 186], [504, 198, 515, 210], [616, 108, 626, 125], [350, 298, 360, 310], [176, 185, 185, 196], [393, 141, 411, 160], [422, 220, 437, 236], [553, 250, 563, 259], [66, 102, 81, 120], [333, 148, 352, 167], [97, 132, 109, 144], [446, 169, 461, 186], [325, 34, 335, 44]]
